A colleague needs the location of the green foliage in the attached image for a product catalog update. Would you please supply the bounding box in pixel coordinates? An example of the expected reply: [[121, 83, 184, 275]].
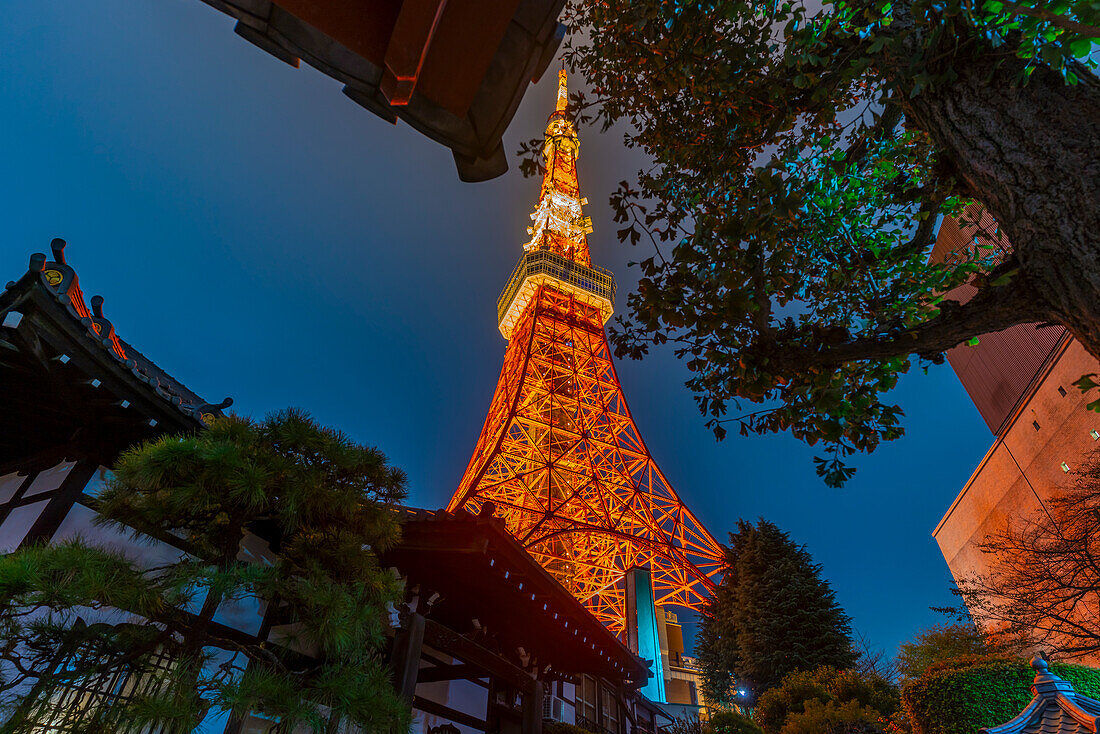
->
[[896, 624, 1011, 680], [697, 520, 857, 704], [709, 710, 764, 734], [665, 717, 706, 734], [550, 0, 1100, 484], [900, 659, 1100, 734], [544, 723, 599, 734], [755, 667, 900, 734], [781, 699, 886, 734], [0, 409, 410, 733]]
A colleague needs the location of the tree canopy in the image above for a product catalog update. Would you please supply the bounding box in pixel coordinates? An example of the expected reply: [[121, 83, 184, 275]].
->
[[895, 623, 1013, 680], [553, 0, 1100, 484], [753, 665, 900, 734], [696, 519, 856, 702], [0, 409, 410, 733]]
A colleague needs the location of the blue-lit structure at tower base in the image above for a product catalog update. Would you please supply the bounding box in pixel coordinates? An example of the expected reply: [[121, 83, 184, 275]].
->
[[626, 568, 667, 704]]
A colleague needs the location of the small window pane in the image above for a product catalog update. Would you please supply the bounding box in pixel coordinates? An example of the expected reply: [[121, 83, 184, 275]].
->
[[213, 594, 268, 636], [83, 466, 113, 498], [0, 472, 25, 504], [0, 499, 50, 552], [23, 461, 76, 498]]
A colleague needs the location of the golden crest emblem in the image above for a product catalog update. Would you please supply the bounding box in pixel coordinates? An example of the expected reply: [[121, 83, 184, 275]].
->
[[43, 269, 63, 286]]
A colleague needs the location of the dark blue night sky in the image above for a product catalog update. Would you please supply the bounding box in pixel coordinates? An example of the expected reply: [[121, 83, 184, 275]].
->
[[0, 1, 994, 659]]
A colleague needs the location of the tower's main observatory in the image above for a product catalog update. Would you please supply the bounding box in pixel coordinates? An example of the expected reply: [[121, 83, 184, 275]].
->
[[448, 70, 722, 637]]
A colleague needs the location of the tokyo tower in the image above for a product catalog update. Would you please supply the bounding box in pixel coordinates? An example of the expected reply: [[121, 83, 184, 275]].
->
[[448, 69, 723, 637]]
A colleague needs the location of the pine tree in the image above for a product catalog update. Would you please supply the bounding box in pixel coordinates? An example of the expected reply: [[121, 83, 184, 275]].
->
[[698, 519, 857, 704], [0, 409, 410, 733]]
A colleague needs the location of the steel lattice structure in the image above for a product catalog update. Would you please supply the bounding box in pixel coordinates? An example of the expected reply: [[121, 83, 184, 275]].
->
[[448, 70, 723, 636]]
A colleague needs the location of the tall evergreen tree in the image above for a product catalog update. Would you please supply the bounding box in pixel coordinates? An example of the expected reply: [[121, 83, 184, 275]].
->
[[697, 519, 857, 704], [0, 409, 410, 733]]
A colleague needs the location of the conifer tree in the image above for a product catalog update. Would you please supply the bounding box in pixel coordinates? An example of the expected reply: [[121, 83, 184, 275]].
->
[[697, 520, 857, 704], [0, 409, 410, 733]]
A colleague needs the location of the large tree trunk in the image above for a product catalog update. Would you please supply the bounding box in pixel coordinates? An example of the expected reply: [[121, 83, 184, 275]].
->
[[900, 45, 1100, 360]]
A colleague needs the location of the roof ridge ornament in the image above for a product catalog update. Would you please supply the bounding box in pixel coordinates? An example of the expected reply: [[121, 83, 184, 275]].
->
[[982, 657, 1100, 734], [14, 238, 224, 427], [50, 238, 67, 265]]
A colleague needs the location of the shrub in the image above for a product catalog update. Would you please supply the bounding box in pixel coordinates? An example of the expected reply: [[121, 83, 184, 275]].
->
[[754, 667, 899, 734], [781, 699, 885, 734], [900, 660, 1100, 734], [896, 624, 1019, 681], [709, 710, 764, 734], [544, 723, 598, 734]]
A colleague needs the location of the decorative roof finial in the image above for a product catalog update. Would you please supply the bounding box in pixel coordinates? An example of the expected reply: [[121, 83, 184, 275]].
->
[[50, 238, 67, 265]]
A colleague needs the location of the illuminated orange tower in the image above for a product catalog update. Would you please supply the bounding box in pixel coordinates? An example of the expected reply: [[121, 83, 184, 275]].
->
[[448, 69, 723, 636]]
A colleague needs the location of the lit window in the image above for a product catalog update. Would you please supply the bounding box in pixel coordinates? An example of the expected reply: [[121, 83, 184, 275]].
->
[[1092, 430, 1100, 441], [1062, 462, 1071, 473], [83, 466, 113, 498]]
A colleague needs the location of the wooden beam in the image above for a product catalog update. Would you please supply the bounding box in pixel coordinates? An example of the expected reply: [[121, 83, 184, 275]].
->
[[422, 618, 534, 694], [390, 612, 426, 702], [416, 662, 487, 686], [413, 695, 487, 730], [522, 680, 543, 734], [380, 0, 448, 105]]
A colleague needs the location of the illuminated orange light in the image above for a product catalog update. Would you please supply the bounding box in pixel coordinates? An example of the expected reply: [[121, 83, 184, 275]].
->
[[449, 70, 722, 636]]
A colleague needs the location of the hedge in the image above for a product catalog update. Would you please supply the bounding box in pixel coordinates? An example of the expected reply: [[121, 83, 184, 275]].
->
[[901, 658, 1100, 734], [543, 723, 598, 734]]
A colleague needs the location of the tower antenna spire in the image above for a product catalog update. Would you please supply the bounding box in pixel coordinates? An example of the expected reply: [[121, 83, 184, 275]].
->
[[556, 63, 568, 113]]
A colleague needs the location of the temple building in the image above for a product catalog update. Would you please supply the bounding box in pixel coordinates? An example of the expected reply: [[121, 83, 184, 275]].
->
[[932, 207, 1100, 629], [446, 69, 720, 716], [193, 0, 567, 181]]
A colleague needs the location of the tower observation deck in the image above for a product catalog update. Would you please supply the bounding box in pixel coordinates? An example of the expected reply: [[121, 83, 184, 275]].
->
[[448, 69, 722, 637]]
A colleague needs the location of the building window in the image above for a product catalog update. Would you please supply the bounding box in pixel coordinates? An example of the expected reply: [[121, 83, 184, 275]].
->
[[576, 675, 597, 729], [22, 624, 179, 734], [1091, 430, 1099, 441], [1062, 462, 1071, 473], [83, 466, 114, 498], [1033, 421, 1041, 431], [1059, 386, 1068, 397]]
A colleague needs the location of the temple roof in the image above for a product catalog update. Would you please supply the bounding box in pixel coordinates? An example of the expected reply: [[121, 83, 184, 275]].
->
[[381, 506, 653, 686], [195, 0, 566, 181], [982, 658, 1100, 734], [0, 239, 230, 464]]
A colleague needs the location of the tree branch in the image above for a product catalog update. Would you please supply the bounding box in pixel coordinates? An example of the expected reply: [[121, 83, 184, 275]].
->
[[757, 265, 1047, 373], [999, 2, 1100, 39], [842, 102, 903, 167]]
